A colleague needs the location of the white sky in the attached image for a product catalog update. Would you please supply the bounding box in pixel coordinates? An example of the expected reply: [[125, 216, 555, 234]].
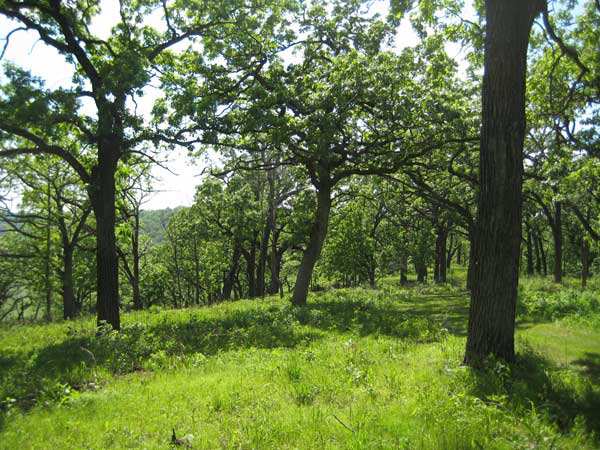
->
[[0, 0, 473, 210]]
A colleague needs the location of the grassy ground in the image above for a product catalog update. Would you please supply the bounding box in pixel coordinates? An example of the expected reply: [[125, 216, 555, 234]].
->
[[0, 273, 599, 449]]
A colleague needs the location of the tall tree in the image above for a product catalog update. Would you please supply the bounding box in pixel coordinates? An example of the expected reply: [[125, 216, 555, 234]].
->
[[0, 0, 285, 328], [464, 0, 546, 365]]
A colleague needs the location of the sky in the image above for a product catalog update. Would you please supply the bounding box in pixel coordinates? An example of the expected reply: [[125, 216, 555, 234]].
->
[[0, 0, 472, 210], [0, 0, 202, 210]]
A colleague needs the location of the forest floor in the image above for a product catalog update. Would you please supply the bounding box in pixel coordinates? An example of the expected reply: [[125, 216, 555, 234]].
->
[[1, 272, 599, 449]]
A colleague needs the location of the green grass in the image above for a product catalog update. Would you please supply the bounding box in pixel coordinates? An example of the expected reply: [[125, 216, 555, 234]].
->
[[1, 275, 599, 449]]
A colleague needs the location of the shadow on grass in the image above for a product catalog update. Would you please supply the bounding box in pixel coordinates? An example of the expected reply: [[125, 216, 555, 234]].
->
[[470, 350, 600, 443], [0, 288, 467, 420], [3, 283, 593, 438], [0, 305, 324, 423], [573, 352, 600, 384], [0, 286, 473, 425], [300, 291, 469, 337]]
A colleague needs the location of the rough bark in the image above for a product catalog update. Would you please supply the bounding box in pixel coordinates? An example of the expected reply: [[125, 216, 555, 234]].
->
[[292, 185, 332, 306], [89, 149, 120, 330], [465, 0, 543, 365]]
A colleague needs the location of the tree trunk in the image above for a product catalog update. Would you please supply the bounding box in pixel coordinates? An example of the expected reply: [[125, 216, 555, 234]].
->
[[292, 185, 331, 306], [552, 202, 562, 283], [525, 223, 534, 276], [243, 237, 258, 298], [89, 154, 120, 330], [415, 260, 427, 283], [274, 248, 285, 297], [446, 234, 454, 271], [268, 230, 281, 295], [464, 0, 542, 365], [62, 247, 77, 319], [540, 235, 547, 276], [168, 230, 184, 308], [581, 238, 590, 289], [533, 228, 542, 274], [368, 265, 376, 288], [434, 225, 448, 283], [131, 210, 142, 310], [256, 212, 271, 297], [222, 239, 241, 300], [45, 180, 52, 322], [400, 254, 408, 285], [535, 232, 548, 276]]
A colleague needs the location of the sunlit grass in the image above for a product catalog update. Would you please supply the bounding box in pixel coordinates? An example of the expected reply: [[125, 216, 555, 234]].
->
[[1, 273, 599, 449]]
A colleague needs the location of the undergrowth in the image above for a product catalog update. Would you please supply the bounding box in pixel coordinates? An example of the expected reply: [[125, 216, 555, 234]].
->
[[0, 276, 598, 449]]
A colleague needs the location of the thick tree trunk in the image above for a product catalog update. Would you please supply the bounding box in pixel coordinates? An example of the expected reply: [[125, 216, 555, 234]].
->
[[62, 247, 77, 319], [292, 185, 331, 306], [581, 238, 590, 289], [90, 154, 120, 330], [464, 0, 542, 365], [525, 224, 534, 276]]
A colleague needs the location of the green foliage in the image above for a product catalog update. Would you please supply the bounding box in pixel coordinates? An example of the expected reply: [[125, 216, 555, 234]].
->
[[138, 208, 180, 244], [1, 0, 600, 445], [518, 279, 600, 327], [321, 200, 376, 286]]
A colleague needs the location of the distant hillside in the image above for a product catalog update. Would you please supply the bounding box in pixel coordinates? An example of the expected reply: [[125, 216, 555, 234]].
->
[[140, 207, 182, 244]]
